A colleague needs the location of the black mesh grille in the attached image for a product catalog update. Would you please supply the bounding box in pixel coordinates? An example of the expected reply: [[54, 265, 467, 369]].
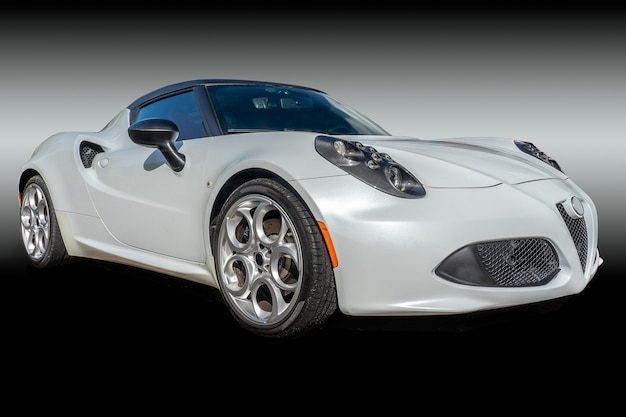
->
[[476, 238, 560, 286], [79, 142, 104, 168], [557, 202, 588, 272]]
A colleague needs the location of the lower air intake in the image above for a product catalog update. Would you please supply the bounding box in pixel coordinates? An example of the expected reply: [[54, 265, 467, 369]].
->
[[476, 239, 560, 287], [436, 238, 560, 287]]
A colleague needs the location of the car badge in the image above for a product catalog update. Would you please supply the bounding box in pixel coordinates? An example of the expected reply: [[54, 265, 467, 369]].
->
[[564, 196, 585, 219]]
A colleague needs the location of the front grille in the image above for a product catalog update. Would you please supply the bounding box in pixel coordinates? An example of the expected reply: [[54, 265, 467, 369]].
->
[[557, 202, 588, 272], [476, 238, 560, 287], [79, 141, 104, 168]]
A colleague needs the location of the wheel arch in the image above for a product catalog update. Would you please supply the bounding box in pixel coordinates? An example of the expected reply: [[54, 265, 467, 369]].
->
[[208, 169, 297, 247], [207, 168, 334, 262], [18, 169, 57, 212], [18, 168, 40, 195]]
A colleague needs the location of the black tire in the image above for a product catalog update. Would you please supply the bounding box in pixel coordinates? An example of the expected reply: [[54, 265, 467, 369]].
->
[[212, 178, 338, 338], [20, 175, 71, 268]]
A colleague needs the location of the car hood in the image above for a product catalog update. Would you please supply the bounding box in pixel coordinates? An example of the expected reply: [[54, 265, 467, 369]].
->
[[360, 136, 568, 188]]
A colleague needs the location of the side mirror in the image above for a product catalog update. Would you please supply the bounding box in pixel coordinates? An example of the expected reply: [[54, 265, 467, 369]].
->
[[128, 118, 186, 172]]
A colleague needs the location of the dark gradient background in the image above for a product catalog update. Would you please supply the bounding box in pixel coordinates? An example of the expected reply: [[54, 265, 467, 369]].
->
[[1, 8, 624, 382]]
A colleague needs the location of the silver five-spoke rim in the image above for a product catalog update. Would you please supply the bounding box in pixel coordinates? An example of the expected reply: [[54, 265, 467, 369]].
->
[[216, 194, 303, 327], [20, 183, 50, 261]]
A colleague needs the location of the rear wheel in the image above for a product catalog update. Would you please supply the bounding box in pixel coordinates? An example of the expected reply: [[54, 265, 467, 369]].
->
[[20, 175, 71, 268], [212, 178, 337, 338]]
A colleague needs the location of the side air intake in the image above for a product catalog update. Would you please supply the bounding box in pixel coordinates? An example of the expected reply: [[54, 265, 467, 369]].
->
[[79, 142, 104, 168]]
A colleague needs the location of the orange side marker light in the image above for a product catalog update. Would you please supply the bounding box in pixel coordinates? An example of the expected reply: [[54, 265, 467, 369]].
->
[[317, 221, 338, 268]]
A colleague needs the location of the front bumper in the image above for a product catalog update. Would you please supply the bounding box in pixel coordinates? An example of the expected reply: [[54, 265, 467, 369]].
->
[[296, 175, 602, 317]]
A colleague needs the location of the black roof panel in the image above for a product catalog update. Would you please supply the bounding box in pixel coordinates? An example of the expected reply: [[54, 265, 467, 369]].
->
[[127, 79, 324, 110]]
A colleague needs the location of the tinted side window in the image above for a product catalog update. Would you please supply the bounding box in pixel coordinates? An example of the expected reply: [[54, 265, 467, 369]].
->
[[136, 91, 206, 140]]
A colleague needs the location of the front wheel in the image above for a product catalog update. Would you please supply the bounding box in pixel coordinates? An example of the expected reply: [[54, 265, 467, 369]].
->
[[212, 178, 338, 338]]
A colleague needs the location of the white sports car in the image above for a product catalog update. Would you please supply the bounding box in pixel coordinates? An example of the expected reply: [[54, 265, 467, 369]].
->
[[18, 79, 603, 338]]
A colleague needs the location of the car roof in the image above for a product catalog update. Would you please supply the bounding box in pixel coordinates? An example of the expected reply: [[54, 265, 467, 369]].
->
[[127, 79, 325, 110]]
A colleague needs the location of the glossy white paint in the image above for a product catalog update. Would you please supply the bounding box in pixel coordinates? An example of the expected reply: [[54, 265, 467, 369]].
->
[[19, 105, 602, 318]]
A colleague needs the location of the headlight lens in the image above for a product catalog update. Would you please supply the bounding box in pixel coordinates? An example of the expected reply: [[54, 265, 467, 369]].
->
[[332, 139, 365, 165], [514, 140, 562, 172], [315, 135, 425, 198]]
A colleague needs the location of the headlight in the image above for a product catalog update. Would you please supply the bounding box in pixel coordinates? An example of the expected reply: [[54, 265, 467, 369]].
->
[[315, 135, 425, 198], [514, 140, 562, 172]]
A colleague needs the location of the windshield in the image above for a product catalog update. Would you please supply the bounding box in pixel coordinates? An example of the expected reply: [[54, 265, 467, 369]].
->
[[207, 84, 390, 136]]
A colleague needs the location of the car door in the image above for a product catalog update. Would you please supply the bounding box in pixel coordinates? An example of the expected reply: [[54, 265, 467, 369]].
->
[[85, 89, 215, 263]]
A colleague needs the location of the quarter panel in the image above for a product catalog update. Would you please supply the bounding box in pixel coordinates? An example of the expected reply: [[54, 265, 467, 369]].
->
[[20, 132, 99, 217]]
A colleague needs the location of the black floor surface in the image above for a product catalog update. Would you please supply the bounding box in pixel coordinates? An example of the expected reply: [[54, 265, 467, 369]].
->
[[2, 248, 622, 387]]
